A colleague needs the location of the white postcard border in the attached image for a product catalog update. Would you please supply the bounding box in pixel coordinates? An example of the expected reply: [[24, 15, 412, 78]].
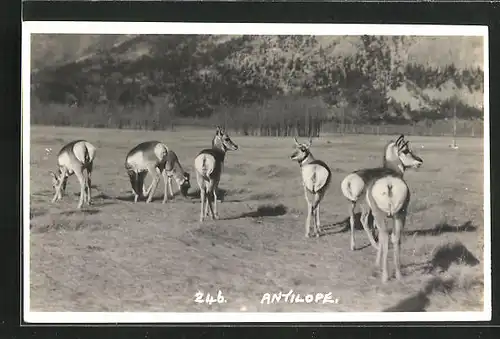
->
[[21, 21, 491, 324]]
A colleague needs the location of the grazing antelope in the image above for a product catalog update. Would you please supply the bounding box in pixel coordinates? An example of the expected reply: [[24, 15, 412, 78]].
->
[[290, 137, 331, 238], [365, 174, 410, 283], [125, 141, 191, 203], [50, 140, 96, 209], [194, 126, 238, 222], [341, 135, 423, 250]]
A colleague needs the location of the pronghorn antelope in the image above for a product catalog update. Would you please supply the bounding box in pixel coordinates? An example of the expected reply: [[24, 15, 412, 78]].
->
[[194, 126, 238, 222], [125, 141, 191, 203], [365, 174, 410, 283], [50, 140, 96, 209], [290, 137, 332, 238], [340, 135, 423, 250]]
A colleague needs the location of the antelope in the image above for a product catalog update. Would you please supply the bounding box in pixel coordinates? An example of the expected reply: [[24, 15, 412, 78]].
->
[[50, 140, 96, 209], [290, 137, 332, 238], [194, 126, 238, 222], [125, 141, 191, 203], [340, 135, 423, 250], [365, 174, 410, 283]]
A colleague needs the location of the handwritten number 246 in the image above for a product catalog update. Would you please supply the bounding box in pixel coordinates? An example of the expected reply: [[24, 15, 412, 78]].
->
[[194, 290, 226, 305]]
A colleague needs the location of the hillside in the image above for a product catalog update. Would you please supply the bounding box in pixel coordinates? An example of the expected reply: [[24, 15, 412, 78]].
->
[[30, 34, 138, 71], [30, 34, 484, 129]]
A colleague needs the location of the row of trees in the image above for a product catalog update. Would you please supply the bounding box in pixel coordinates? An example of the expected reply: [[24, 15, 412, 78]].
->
[[31, 35, 484, 135]]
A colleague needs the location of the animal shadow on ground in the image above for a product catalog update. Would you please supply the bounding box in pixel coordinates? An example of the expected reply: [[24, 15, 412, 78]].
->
[[115, 194, 136, 202], [66, 192, 117, 207], [405, 221, 477, 237], [71, 185, 100, 197], [30, 207, 48, 219], [59, 209, 101, 216], [115, 194, 189, 203], [187, 188, 228, 202], [93, 192, 113, 200], [320, 212, 377, 245], [383, 276, 455, 312], [223, 204, 288, 220]]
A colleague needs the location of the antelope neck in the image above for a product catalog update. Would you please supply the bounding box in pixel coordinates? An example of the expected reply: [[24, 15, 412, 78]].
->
[[212, 136, 228, 154], [299, 152, 314, 166], [167, 164, 184, 180], [212, 145, 227, 161], [382, 142, 405, 175], [383, 157, 405, 175]]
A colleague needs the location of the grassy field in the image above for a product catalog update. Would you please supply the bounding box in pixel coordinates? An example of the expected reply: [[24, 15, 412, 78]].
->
[[28, 125, 485, 313]]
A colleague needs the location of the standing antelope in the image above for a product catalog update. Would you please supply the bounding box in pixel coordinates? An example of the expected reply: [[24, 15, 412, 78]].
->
[[125, 141, 191, 203], [290, 137, 332, 238], [365, 174, 410, 283], [50, 140, 96, 209], [340, 135, 423, 250], [194, 126, 238, 222]]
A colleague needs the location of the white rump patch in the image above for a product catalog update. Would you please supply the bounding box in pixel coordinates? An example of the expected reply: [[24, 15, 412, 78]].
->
[[302, 164, 329, 193], [341, 173, 364, 201], [126, 151, 145, 171], [195, 154, 215, 178], [72, 141, 88, 164], [369, 176, 408, 216]]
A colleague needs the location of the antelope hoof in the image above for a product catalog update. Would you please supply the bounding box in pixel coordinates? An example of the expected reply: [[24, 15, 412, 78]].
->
[[305, 233, 311, 238], [214, 214, 220, 220], [350, 243, 355, 251]]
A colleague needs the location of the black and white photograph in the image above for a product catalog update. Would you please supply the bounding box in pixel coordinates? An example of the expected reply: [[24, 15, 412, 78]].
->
[[22, 22, 490, 323]]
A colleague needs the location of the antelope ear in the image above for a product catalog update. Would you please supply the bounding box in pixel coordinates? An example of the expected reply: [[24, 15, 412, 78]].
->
[[294, 137, 300, 146], [307, 137, 313, 148]]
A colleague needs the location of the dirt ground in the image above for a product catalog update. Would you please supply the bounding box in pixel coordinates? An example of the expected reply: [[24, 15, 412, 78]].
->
[[28, 126, 485, 313]]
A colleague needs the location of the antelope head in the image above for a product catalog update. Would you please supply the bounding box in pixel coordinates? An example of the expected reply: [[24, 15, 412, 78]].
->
[[49, 169, 67, 201], [179, 172, 191, 197], [386, 135, 423, 171], [290, 137, 312, 163], [213, 126, 239, 152]]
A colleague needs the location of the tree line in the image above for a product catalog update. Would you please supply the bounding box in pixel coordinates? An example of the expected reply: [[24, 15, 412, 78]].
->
[[31, 35, 484, 136]]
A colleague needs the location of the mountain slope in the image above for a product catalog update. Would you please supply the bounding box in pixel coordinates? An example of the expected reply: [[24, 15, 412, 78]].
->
[[30, 34, 484, 123]]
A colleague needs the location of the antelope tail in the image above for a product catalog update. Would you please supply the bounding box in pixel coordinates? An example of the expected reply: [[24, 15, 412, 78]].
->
[[84, 146, 90, 164], [201, 157, 207, 176], [201, 157, 213, 180]]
